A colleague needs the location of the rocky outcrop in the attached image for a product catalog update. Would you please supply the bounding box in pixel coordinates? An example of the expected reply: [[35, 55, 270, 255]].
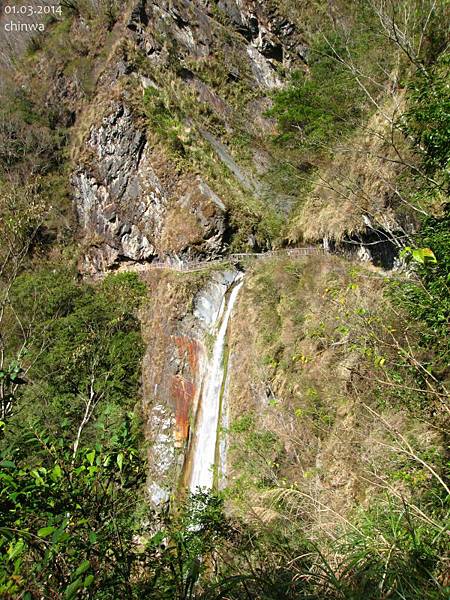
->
[[219, 0, 308, 68], [74, 104, 160, 271], [127, 0, 305, 89], [74, 103, 228, 274], [141, 268, 239, 504]]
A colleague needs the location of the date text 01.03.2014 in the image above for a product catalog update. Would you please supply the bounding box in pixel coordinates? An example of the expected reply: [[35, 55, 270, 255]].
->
[[3, 4, 62, 17]]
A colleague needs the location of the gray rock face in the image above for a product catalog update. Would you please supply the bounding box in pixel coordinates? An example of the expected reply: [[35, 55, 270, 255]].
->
[[219, 0, 307, 68], [74, 104, 164, 272], [142, 268, 241, 506], [127, 0, 304, 90], [74, 104, 228, 273], [193, 269, 239, 329], [246, 44, 282, 89]]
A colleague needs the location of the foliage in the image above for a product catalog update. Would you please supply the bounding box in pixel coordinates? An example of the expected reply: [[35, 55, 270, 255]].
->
[[268, 33, 365, 153], [3, 270, 146, 449], [392, 209, 450, 375], [269, 0, 449, 235], [265, 5, 390, 209], [402, 52, 450, 185], [391, 40, 450, 374], [0, 1, 448, 598], [138, 492, 232, 600], [0, 422, 145, 599], [0, 444, 233, 600], [60, 0, 121, 29], [334, 495, 449, 600], [0, 180, 48, 275], [0, 363, 26, 423], [400, 246, 437, 265], [0, 87, 67, 177], [207, 493, 449, 599]]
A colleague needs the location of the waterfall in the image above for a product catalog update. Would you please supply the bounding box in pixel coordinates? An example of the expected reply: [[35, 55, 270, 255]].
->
[[188, 273, 244, 492]]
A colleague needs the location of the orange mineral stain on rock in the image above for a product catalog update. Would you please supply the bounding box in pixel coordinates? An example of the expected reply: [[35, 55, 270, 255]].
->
[[171, 376, 195, 445], [171, 336, 201, 446], [174, 336, 200, 373]]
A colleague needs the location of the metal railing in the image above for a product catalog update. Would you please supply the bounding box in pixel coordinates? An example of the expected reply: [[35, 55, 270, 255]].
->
[[131, 247, 325, 274]]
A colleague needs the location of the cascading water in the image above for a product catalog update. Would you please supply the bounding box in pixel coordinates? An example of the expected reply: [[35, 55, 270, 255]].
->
[[188, 273, 244, 492]]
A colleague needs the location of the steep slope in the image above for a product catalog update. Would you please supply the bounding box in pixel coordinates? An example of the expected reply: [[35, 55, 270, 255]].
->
[[69, 0, 312, 274], [0, 1, 448, 598]]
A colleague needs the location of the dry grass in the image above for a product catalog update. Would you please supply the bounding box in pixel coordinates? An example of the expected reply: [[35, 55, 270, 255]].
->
[[288, 94, 409, 243], [226, 254, 442, 535], [160, 205, 204, 253]]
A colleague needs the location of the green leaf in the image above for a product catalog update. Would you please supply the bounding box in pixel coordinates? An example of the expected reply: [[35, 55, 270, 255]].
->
[[51, 464, 62, 480], [420, 247, 437, 263], [74, 559, 90, 578], [52, 530, 70, 544], [402, 246, 438, 265], [38, 526, 56, 538], [89, 531, 97, 545], [86, 450, 95, 466], [64, 577, 83, 599], [149, 531, 164, 547], [117, 452, 124, 471], [52, 521, 69, 544], [0, 460, 16, 469], [83, 574, 95, 588], [7, 539, 24, 561]]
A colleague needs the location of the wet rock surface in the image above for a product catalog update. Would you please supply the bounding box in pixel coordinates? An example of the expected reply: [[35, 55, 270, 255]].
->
[[141, 269, 239, 505]]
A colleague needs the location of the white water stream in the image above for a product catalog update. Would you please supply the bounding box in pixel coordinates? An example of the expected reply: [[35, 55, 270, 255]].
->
[[189, 273, 244, 492]]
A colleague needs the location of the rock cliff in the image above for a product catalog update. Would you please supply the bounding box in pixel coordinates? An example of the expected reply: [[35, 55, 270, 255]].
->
[[74, 103, 228, 273], [71, 0, 310, 274], [140, 267, 240, 503]]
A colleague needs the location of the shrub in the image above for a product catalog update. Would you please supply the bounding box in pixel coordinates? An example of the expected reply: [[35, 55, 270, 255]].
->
[[392, 209, 450, 376], [5, 270, 147, 450], [402, 52, 450, 184], [268, 35, 365, 152]]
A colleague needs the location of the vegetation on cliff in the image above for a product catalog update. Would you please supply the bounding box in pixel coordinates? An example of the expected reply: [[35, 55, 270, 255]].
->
[[0, 0, 448, 598]]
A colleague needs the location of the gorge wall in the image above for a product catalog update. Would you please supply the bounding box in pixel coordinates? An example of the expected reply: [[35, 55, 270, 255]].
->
[[63, 1, 424, 506], [1, 0, 448, 595]]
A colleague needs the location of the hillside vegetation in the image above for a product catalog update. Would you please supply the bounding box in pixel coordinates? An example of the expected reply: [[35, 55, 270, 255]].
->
[[0, 0, 448, 598]]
